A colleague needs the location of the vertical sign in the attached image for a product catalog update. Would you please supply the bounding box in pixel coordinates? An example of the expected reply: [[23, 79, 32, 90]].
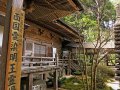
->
[[5, 7, 24, 90]]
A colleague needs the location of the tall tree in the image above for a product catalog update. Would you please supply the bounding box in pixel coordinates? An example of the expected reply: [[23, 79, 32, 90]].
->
[[63, 0, 115, 90]]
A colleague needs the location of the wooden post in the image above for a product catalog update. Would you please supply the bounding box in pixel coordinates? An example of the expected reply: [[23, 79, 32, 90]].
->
[[43, 73, 46, 80], [55, 54, 59, 66], [40, 74, 44, 80], [70, 52, 71, 75], [26, 61, 33, 90], [2, 0, 25, 90], [0, 0, 13, 90], [67, 52, 71, 75], [54, 70, 58, 90], [54, 54, 58, 90], [26, 74, 33, 90]]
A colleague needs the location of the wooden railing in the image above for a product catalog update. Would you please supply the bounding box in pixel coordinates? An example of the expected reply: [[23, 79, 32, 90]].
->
[[58, 59, 80, 70], [22, 56, 59, 73], [22, 55, 80, 74], [59, 59, 68, 66]]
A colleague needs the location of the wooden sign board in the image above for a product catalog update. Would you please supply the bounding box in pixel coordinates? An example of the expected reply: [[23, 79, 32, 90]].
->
[[5, 7, 24, 90]]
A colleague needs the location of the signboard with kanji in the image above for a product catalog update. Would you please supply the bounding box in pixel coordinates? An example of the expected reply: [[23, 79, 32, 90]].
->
[[5, 7, 24, 90]]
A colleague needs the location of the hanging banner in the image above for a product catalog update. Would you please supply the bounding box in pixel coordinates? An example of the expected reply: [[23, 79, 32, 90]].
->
[[5, 7, 24, 90]]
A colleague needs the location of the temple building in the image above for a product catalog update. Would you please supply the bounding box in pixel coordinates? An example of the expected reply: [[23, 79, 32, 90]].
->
[[0, 0, 84, 90]]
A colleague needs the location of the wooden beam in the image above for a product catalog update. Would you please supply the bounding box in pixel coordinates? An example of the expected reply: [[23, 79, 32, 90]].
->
[[67, 0, 78, 10], [0, 0, 13, 90]]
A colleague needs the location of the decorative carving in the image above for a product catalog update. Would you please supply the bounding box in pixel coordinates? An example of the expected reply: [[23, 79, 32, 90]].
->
[[38, 28, 44, 35], [50, 33, 55, 39]]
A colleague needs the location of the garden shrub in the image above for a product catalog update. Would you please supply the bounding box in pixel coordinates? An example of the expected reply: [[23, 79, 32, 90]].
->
[[61, 77, 84, 90], [73, 70, 82, 75], [97, 65, 115, 78], [87, 64, 115, 89]]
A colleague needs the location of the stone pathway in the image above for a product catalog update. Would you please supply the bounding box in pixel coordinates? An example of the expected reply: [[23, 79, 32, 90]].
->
[[106, 80, 120, 90]]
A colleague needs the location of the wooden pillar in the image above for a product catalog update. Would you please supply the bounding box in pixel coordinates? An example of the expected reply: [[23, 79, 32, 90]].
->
[[26, 60, 34, 90], [1, 0, 25, 90], [0, 0, 13, 90], [54, 70, 58, 90], [55, 54, 59, 66], [40, 74, 44, 80], [67, 52, 71, 75], [43, 73, 46, 80], [26, 74, 33, 90], [54, 54, 59, 90]]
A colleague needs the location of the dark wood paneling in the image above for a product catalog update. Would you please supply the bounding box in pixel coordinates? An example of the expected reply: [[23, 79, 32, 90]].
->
[[0, 14, 5, 26]]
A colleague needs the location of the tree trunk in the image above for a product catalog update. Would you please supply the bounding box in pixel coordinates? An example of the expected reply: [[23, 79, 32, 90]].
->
[[91, 62, 94, 90], [83, 48, 89, 90], [93, 65, 97, 90]]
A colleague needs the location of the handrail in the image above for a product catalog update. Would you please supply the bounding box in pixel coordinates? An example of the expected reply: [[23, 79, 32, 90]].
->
[[22, 56, 55, 59], [22, 56, 58, 72], [22, 61, 56, 64], [59, 59, 77, 61], [22, 55, 80, 74]]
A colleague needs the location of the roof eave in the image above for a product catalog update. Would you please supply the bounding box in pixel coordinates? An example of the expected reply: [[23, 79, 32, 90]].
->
[[72, 0, 84, 11]]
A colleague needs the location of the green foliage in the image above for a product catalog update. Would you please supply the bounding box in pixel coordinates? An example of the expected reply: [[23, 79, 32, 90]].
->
[[46, 73, 66, 87], [97, 65, 115, 79], [73, 70, 82, 75], [87, 64, 115, 81], [60, 76, 113, 90], [61, 77, 85, 90], [108, 54, 116, 65], [103, 87, 113, 90], [61, 0, 116, 89], [62, 0, 115, 42], [85, 65, 115, 89], [80, 0, 116, 21], [96, 71, 113, 90], [96, 76, 113, 90], [96, 76, 107, 89]]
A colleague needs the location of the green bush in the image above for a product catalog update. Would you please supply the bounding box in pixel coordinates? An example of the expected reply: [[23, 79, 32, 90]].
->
[[96, 76, 106, 89], [58, 77, 66, 87], [87, 64, 115, 89], [60, 77, 113, 90], [97, 65, 115, 78], [61, 77, 84, 90], [87, 64, 115, 80], [73, 70, 82, 75], [59, 65, 114, 90]]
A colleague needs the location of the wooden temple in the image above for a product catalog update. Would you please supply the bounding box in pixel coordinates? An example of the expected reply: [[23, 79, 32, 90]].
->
[[0, 0, 83, 90], [114, 4, 120, 81]]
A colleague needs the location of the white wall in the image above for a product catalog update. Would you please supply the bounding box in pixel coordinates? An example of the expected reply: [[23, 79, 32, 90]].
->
[[53, 48, 57, 58], [0, 25, 4, 47]]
